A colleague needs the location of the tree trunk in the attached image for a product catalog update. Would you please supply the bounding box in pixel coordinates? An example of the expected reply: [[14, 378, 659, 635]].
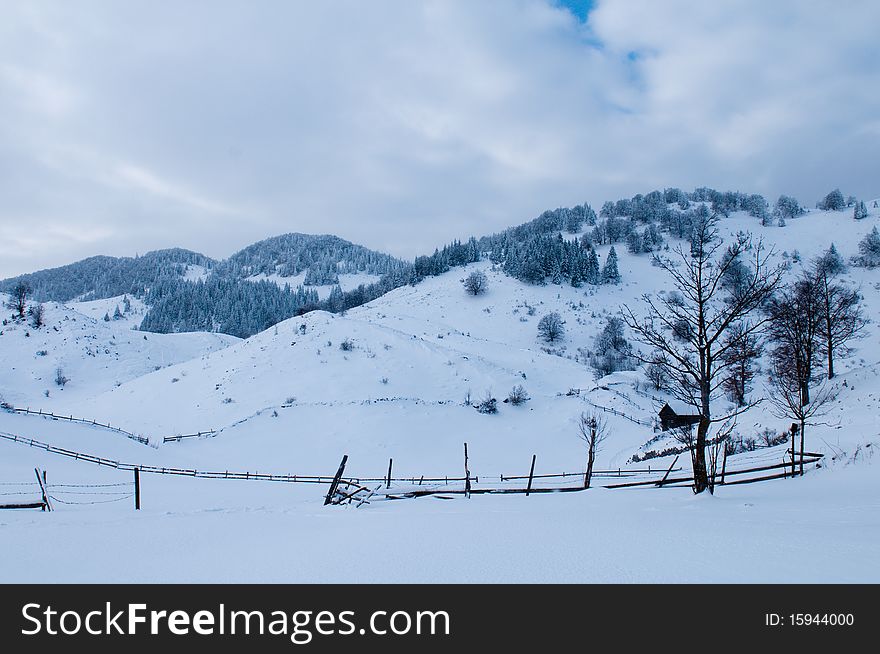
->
[[584, 449, 595, 489], [693, 418, 710, 494], [827, 345, 834, 380], [799, 419, 806, 476], [800, 381, 810, 407]]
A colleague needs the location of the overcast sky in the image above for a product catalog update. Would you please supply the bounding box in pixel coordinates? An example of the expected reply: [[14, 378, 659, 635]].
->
[[1, 0, 878, 278]]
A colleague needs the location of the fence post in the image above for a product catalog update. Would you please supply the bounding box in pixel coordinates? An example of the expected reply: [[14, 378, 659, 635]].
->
[[34, 467, 52, 512], [386, 458, 393, 489], [464, 443, 471, 498], [720, 448, 727, 485], [324, 455, 348, 506], [134, 468, 141, 510], [525, 454, 536, 497]]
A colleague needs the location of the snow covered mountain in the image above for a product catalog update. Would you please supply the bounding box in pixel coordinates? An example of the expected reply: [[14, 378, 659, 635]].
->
[[1, 191, 879, 583]]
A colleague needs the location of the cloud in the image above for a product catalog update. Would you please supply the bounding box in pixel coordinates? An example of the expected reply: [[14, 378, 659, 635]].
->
[[0, 0, 877, 277]]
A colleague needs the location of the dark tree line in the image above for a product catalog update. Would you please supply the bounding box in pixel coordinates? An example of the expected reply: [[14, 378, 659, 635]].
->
[[140, 278, 321, 338], [0, 249, 213, 303]]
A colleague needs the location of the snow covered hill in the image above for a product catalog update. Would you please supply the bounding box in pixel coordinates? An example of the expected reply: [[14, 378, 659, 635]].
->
[[0, 295, 237, 413], [1, 201, 878, 583]]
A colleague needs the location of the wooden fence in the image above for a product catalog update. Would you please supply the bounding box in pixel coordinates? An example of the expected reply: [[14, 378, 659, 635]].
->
[[603, 453, 824, 489], [8, 407, 150, 445], [564, 389, 653, 427], [1, 428, 825, 511], [6, 406, 220, 446], [0, 431, 336, 484], [162, 431, 217, 443]]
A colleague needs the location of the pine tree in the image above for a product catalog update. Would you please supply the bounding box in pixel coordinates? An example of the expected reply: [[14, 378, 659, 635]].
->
[[816, 244, 845, 277], [854, 201, 868, 220], [627, 230, 643, 255], [601, 247, 620, 284], [854, 227, 880, 268], [327, 285, 345, 313], [584, 248, 600, 285], [817, 188, 846, 211]]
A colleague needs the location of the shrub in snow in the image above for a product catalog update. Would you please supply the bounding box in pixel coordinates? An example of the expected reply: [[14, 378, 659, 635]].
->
[[339, 338, 354, 351], [475, 393, 498, 414], [462, 270, 488, 296], [537, 312, 565, 343], [505, 384, 529, 406], [54, 367, 69, 387], [221, 397, 234, 404]]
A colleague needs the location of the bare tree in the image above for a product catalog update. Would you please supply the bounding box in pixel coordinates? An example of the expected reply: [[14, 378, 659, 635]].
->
[[576, 412, 608, 489], [623, 215, 784, 493], [8, 281, 32, 319], [766, 273, 822, 406], [768, 359, 837, 475], [537, 312, 565, 343], [813, 255, 866, 379], [28, 303, 45, 329], [462, 270, 488, 296], [645, 353, 672, 392], [721, 322, 761, 406]]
